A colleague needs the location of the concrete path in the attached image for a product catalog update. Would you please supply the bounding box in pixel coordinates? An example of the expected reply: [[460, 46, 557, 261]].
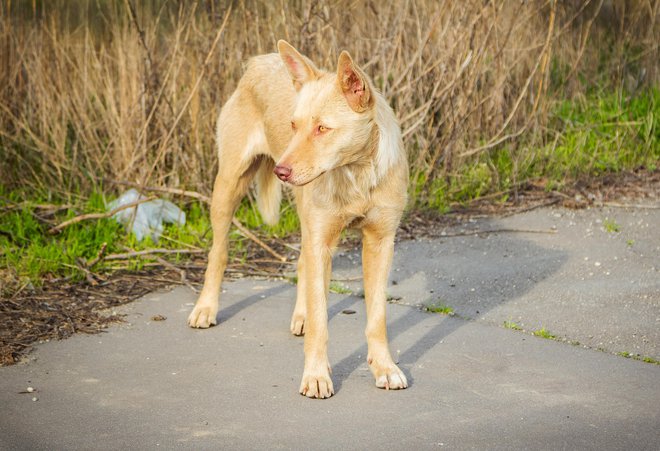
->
[[1, 206, 659, 450]]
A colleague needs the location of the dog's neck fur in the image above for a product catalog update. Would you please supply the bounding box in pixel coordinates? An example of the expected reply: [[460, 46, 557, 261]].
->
[[374, 93, 404, 180]]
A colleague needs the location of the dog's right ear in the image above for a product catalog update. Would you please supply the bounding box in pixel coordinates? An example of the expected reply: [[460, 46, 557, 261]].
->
[[337, 51, 373, 113], [278, 40, 318, 91]]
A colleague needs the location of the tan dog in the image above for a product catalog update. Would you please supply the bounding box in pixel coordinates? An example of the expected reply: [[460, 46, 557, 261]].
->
[[188, 40, 408, 398]]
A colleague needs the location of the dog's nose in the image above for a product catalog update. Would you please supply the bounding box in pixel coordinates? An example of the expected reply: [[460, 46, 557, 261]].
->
[[274, 165, 292, 181]]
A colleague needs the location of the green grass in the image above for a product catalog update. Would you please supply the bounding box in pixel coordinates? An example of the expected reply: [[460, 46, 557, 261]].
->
[[234, 197, 300, 238], [539, 88, 659, 180], [416, 88, 659, 210], [503, 320, 523, 331], [424, 302, 454, 315], [1, 190, 123, 286], [0, 188, 300, 291], [603, 218, 621, 233], [328, 282, 352, 295], [532, 327, 556, 340], [617, 352, 660, 365]]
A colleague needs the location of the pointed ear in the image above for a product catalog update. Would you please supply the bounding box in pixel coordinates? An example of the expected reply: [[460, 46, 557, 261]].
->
[[277, 40, 319, 91], [337, 51, 373, 113]]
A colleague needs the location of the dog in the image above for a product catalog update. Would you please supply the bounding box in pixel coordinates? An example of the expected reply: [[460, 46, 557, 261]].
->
[[188, 40, 409, 398]]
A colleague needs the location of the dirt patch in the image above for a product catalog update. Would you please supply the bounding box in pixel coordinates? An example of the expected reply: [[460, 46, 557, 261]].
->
[[1, 170, 657, 366], [1, 270, 172, 365], [0, 256, 292, 366]]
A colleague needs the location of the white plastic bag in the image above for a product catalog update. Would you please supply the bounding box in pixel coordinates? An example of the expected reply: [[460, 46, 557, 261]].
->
[[107, 189, 186, 242]]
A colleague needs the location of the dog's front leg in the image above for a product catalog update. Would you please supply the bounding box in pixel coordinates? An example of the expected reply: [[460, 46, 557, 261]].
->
[[362, 225, 408, 390], [298, 216, 342, 399]]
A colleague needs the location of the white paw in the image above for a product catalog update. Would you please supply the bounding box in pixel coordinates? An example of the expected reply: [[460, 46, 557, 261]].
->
[[187, 304, 218, 328], [299, 369, 334, 399], [371, 362, 408, 390]]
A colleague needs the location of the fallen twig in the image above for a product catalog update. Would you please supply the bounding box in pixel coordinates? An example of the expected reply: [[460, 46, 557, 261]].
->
[[75, 258, 101, 286], [104, 248, 205, 260], [231, 218, 288, 262], [48, 196, 157, 235], [224, 268, 284, 278], [154, 256, 200, 293], [275, 239, 301, 254], [87, 242, 108, 268], [109, 180, 211, 203]]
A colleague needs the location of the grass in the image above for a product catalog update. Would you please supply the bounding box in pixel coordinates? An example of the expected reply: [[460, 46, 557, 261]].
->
[[532, 327, 557, 340], [424, 302, 454, 315], [234, 197, 300, 239], [1, 190, 122, 287], [0, 188, 300, 291], [419, 88, 660, 210], [617, 352, 660, 366], [603, 218, 621, 233], [501, 321, 658, 363], [328, 282, 352, 295], [543, 90, 659, 179], [503, 321, 523, 331]]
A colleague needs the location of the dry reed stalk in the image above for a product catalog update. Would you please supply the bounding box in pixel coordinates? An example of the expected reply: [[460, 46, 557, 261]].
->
[[0, 0, 657, 201]]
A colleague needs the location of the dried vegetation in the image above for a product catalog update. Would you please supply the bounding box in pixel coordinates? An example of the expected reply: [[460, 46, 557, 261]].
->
[[1, 0, 657, 199]]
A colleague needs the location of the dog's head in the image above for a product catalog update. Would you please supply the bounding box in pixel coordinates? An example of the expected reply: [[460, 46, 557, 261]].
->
[[274, 40, 378, 186]]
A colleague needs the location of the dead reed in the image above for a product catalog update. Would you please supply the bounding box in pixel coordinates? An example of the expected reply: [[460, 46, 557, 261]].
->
[[1, 0, 658, 202]]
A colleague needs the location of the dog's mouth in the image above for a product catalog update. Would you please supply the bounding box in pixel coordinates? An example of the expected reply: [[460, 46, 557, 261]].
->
[[295, 172, 325, 186], [284, 170, 326, 187]]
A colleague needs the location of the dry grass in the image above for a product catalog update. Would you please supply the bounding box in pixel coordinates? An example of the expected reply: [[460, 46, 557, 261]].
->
[[1, 0, 658, 201]]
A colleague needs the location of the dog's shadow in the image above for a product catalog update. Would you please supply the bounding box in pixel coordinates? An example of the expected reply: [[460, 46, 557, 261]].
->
[[216, 283, 292, 324], [330, 303, 463, 393], [327, 228, 567, 394], [213, 225, 566, 395]]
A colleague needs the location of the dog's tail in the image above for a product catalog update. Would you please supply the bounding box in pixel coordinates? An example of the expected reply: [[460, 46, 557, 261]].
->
[[255, 157, 282, 226]]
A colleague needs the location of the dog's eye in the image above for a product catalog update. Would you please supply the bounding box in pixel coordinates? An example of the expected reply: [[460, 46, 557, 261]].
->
[[317, 125, 329, 134]]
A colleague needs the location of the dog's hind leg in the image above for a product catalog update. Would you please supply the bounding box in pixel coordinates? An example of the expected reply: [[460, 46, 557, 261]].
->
[[188, 118, 267, 328], [290, 240, 307, 335], [361, 222, 408, 390], [290, 189, 307, 336]]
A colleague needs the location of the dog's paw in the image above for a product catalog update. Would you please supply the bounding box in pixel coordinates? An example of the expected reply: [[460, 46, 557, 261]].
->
[[290, 313, 305, 336], [299, 370, 334, 399], [187, 304, 218, 329], [370, 361, 408, 390]]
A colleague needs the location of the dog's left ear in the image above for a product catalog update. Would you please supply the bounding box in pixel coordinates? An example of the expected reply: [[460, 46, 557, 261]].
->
[[337, 51, 373, 113], [278, 40, 319, 91]]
